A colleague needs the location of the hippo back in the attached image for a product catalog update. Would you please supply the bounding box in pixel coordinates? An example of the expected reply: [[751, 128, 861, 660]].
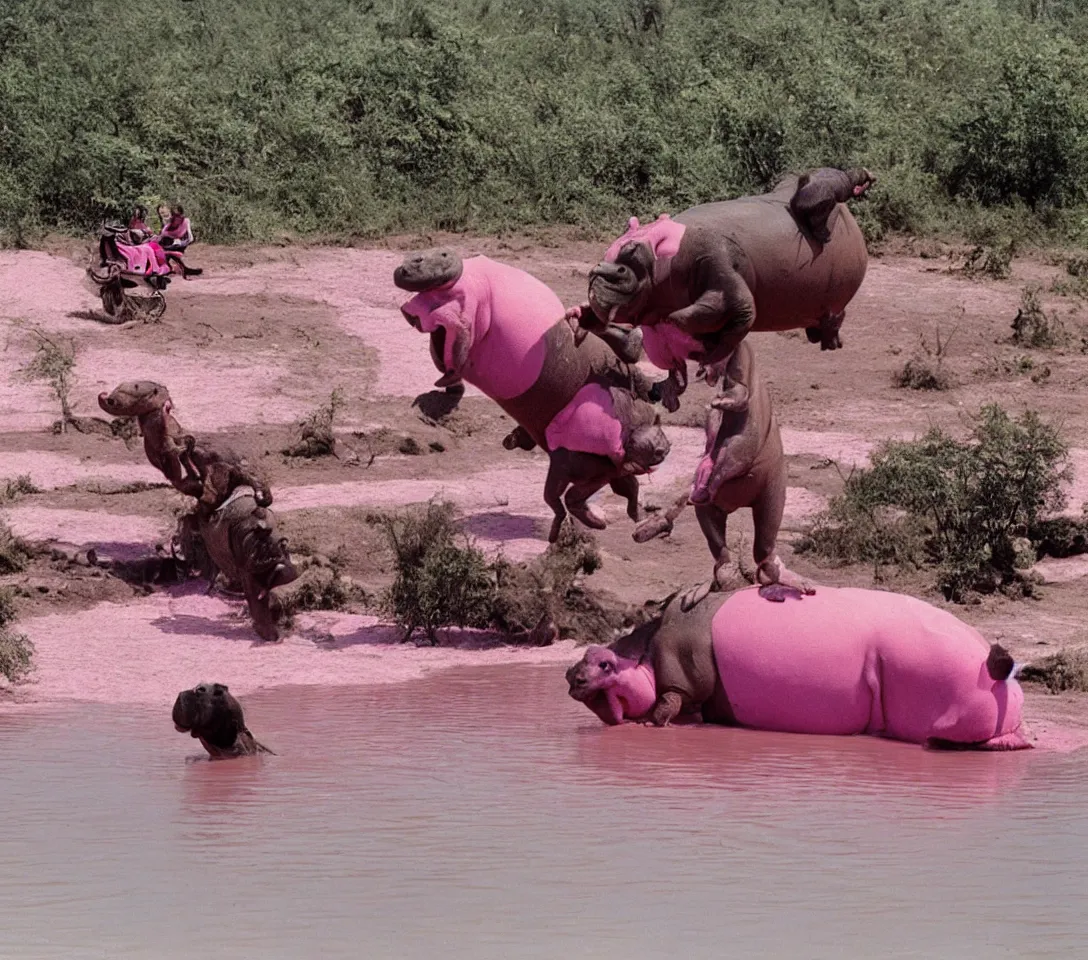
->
[[675, 186, 868, 330], [497, 321, 640, 449], [709, 586, 1024, 746]]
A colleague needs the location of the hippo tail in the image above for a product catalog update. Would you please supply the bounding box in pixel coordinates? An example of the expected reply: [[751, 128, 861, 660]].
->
[[986, 643, 1016, 682]]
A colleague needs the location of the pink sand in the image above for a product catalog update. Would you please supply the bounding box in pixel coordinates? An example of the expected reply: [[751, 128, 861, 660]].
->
[[0, 505, 169, 551], [9, 589, 583, 707], [0, 450, 162, 489], [0, 252, 101, 332]]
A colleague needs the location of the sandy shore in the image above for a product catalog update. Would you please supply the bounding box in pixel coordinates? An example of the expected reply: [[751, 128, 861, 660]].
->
[[1, 237, 1087, 750]]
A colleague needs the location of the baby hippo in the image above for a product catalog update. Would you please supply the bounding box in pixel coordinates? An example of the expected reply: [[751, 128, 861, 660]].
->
[[172, 683, 273, 759], [535, 382, 670, 541]]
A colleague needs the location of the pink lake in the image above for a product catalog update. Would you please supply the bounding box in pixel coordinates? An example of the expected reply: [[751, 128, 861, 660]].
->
[[0, 665, 1085, 960]]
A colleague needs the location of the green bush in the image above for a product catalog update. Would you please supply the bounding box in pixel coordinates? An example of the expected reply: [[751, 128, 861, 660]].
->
[[799, 405, 1070, 599], [0, 522, 32, 575], [0, 588, 34, 684], [0, 475, 40, 503], [1018, 649, 1088, 693], [1012, 287, 1068, 348], [380, 500, 496, 642], [3, 0, 1088, 244]]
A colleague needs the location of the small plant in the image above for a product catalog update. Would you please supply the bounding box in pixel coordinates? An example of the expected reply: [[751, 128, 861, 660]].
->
[[893, 325, 956, 391], [1018, 649, 1088, 694], [19, 331, 77, 430], [380, 500, 496, 643], [0, 588, 34, 684], [977, 353, 1037, 379], [1012, 287, 1067, 349], [961, 242, 1014, 281], [283, 388, 344, 458], [0, 522, 32, 575], [798, 405, 1070, 600], [0, 475, 40, 503], [491, 524, 605, 637]]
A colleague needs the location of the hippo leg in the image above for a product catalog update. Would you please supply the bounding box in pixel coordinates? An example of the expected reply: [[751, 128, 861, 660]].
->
[[647, 690, 684, 727], [595, 324, 644, 364], [751, 477, 814, 595], [819, 311, 844, 351], [609, 475, 641, 522], [678, 503, 734, 611], [242, 575, 280, 643], [632, 490, 690, 543], [502, 425, 537, 452], [564, 482, 609, 531]]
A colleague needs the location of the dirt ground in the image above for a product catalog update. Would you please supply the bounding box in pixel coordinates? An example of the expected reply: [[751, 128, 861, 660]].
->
[[2, 231, 1087, 742]]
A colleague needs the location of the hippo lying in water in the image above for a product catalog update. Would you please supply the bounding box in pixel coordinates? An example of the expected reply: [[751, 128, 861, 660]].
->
[[172, 683, 273, 759], [566, 586, 1029, 750]]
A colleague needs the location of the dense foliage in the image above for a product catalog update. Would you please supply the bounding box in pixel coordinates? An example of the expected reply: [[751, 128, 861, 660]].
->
[[3, 0, 1088, 244], [798, 405, 1071, 599]]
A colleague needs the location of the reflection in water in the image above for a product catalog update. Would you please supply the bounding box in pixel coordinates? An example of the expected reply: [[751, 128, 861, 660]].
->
[[0, 665, 1085, 960]]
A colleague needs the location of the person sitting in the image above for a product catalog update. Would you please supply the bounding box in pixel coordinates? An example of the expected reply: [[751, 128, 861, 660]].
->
[[153, 204, 201, 278], [128, 205, 150, 238], [157, 205, 194, 252]]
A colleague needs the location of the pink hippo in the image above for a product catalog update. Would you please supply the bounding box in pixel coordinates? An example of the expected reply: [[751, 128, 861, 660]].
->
[[394, 249, 666, 540], [394, 249, 655, 449], [566, 585, 1030, 750]]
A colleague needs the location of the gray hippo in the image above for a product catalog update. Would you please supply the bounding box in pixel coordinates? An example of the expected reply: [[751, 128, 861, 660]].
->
[[100, 380, 298, 642], [565, 586, 1029, 750], [569, 169, 869, 408], [632, 339, 812, 601], [172, 682, 273, 759]]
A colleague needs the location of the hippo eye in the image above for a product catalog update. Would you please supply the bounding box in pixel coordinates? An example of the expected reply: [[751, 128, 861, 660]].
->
[[212, 685, 226, 696], [599, 661, 613, 673]]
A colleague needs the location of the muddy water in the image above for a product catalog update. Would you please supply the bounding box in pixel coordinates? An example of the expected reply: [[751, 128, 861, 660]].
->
[[1, 665, 1085, 960]]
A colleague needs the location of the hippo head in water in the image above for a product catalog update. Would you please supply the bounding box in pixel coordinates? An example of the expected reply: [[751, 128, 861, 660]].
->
[[172, 682, 272, 759], [584, 241, 656, 337], [565, 644, 658, 726], [395, 249, 470, 388]]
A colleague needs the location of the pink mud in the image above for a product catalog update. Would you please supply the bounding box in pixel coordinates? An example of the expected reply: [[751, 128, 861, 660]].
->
[[6, 589, 582, 708]]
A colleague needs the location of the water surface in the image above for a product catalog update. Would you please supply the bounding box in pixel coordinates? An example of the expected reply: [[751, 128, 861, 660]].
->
[[1, 665, 1085, 959]]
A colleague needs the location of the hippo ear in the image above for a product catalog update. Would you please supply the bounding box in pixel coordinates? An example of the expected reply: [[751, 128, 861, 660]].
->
[[653, 413, 661, 426]]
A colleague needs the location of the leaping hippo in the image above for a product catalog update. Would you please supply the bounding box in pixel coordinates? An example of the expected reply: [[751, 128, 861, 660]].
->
[[570, 170, 869, 407], [633, 339, 812, 600], [395, 250, 667, 535], [172, 682, 273, 759], [566, 586, 1030, 750]]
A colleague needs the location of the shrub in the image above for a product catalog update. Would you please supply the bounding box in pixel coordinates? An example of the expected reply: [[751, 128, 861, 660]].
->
[[960, 242, 1015, 281], [491, 524, 607, 638], [0, 522, 32, 575], [893, 326, 956, 391], [1018, 649, 1088, 693], [798, 405, 1070, 599], [0, 475, 40, 503], [283, 388, 344, 458], [1011, 287, 1067, 348], [0, 588, 34, 684], [19, 331, 76, 427], [380, 500, 496, 642]]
